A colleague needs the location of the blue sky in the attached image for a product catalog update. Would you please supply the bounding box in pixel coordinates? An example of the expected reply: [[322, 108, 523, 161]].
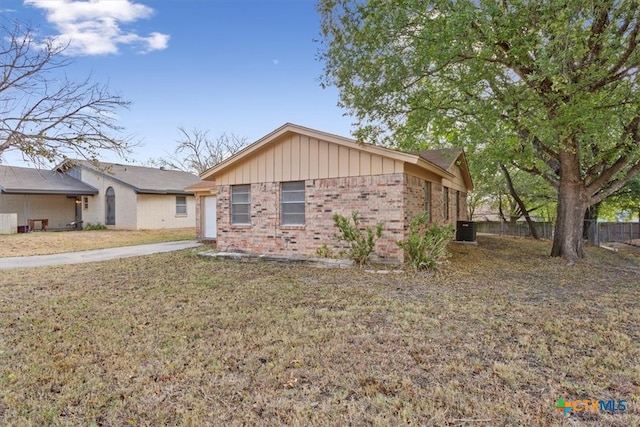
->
[[1, 0, 353, 167]]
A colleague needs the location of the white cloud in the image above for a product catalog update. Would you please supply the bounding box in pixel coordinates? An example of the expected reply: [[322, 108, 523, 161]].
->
[[24, 0, 169, 55]]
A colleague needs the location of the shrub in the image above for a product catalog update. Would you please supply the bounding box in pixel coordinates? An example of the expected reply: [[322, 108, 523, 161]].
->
[[315, 244, 335, 259], [84, 223, 107, 231], [396, 212, 454, 271], [332, 211, 383, 267]]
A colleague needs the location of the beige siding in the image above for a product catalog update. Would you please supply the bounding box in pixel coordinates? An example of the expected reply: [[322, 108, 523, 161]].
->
[[0, 194, 76, 229], [442, 164, 469, 192], [79, 169, 137, 229], [0, 213, 17, 234], [136, 194, 196, 229], [214, 134, 404, 185], [404, 163, 445, 186]]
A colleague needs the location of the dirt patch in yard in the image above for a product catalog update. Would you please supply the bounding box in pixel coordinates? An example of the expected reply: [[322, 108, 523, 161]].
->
[[0, 235, 638, 426]]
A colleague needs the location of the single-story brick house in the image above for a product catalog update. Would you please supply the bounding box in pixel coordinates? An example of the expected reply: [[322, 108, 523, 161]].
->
[[194, 123, 473, 263], [0, 161, 200, 231]]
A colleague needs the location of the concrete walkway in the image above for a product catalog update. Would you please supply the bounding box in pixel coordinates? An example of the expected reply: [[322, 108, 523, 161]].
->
[[0, 240, 202, 270]]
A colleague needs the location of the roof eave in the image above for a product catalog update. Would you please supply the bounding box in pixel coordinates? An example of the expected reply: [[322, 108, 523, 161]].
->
[[0, 189, 99, 195], [413, 158, 456, 179], [135, 189, 195, 195]]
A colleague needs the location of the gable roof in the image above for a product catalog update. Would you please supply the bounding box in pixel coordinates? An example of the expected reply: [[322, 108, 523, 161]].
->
[[418, 148, 462, 170], [200, 123, 474, 191], [201, 123, 458, 181], [418, 148, 473, 190], [65, 161, 201, 195], [0, 165, 99, 195]]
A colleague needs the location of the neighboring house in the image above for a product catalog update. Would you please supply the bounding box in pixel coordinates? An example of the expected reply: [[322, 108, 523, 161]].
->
[[57, 161, 201, 230], [194, 123, 473, 263], [0, 161, 200, 231], [0, 165, 98, 230]]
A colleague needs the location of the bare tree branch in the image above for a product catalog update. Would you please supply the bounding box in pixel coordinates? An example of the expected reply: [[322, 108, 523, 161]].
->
[[0, 18, 132, 166], [149, 127, 248, 175]]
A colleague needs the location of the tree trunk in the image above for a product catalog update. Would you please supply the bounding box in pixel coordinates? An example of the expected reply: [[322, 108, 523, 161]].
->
[[498, 193, 508, 222], [551, 151, 588, 261], [583, 201, 601, 241], [500, 164, 540, 239]]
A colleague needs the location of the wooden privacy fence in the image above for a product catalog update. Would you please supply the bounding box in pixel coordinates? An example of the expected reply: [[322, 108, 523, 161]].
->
[[474, 221, 554, 239], [584, 221, 640, 245], [476, 220, 640, 245]]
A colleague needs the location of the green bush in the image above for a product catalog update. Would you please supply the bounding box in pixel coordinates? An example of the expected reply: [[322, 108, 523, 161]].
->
[[396, 212, 454, 271], [332, 211, 383, 267], [84, 223, 107, 231], [315, 244, 335, 259]]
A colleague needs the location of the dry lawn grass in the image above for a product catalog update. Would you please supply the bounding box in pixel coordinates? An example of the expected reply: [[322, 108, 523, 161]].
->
[[0, 235, 638, 426], [0, 228, 196, 257]]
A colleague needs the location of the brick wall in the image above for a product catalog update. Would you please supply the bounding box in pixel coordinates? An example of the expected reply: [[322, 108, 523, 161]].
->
[[214, 173, 468, 263], [216, 174, 408, 263]]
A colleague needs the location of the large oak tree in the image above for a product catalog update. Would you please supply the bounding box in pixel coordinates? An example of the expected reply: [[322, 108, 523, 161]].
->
[[319, 0, 640, 261], [0, 19, 131, 166]]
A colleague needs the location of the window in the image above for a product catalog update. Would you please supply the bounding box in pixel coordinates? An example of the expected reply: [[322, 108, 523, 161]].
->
[[176, 196, 187, 215], [442, 186, 449, 221], [456, 191, 461, 219], [424, 182, 432, 222], [281, 181, 305, 225], [231, 184, 251, 224]]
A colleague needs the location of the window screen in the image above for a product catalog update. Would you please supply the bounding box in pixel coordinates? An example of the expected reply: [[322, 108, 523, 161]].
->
[[281, 181, 305, 225], [231, 185, 251, 224]]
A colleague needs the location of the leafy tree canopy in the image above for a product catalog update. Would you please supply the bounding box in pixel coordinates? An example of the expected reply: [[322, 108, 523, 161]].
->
[[319, 0, 640, 260], [599, 176, 640, 221]]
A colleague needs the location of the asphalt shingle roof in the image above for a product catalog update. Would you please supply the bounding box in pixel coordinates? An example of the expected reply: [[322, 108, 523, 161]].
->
[[0, 165, 98, 195], [417, 148, 463, 170], [74, 161, 201, 194]]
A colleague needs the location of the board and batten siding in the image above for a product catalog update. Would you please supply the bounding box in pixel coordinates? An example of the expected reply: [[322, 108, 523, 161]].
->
[[215, 134, 404, 185]]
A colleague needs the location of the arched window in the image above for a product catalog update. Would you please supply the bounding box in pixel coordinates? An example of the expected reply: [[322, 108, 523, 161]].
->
[[105, 187, 115, 225]]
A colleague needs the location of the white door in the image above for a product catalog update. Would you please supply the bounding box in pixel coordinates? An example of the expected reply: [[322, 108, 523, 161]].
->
[[203, 196, 217, 239]]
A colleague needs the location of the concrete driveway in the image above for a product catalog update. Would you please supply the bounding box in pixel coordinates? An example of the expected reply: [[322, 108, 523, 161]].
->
[[0, 240, 202, 270]]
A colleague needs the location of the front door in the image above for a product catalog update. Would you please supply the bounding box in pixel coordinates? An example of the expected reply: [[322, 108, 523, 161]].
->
[[75, 197, 82, 229], [105, 187, 115, 226], [203, 196, 216, 239]]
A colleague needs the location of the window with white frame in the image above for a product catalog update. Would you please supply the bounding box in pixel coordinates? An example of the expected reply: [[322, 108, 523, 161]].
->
[[176, 196, 187, 215], [281, 181, 305, 225], [231, 184, 251, 224]]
